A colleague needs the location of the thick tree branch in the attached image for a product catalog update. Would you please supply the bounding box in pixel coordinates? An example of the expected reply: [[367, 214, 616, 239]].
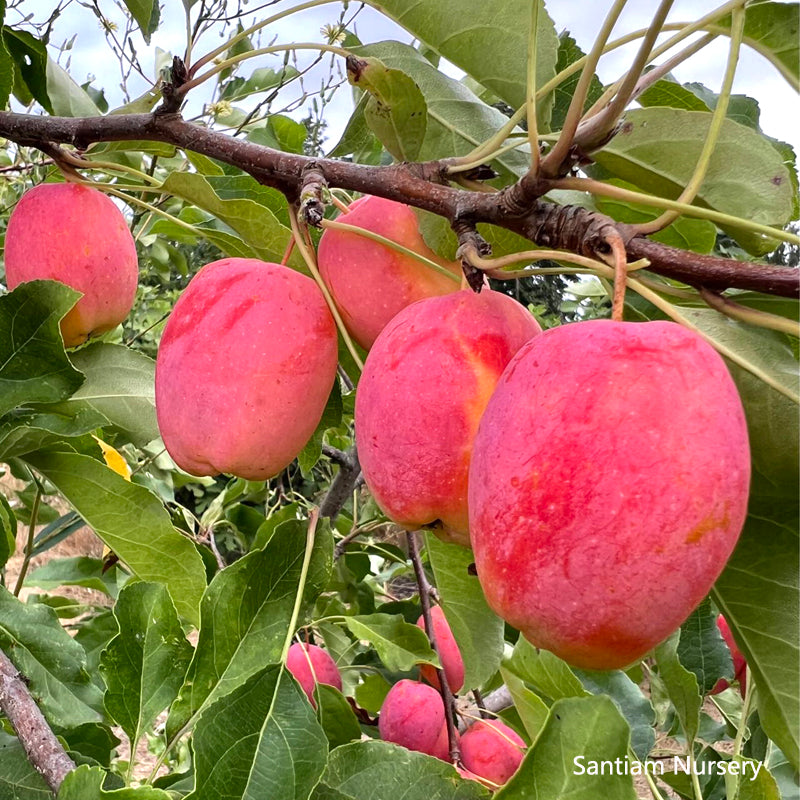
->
[[0, 648, 75, 795], [319, 445, 360, 521], [0, 110, 796, 297]]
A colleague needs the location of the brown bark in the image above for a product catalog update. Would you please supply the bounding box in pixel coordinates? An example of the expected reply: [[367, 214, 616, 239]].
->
[[0, 110, 796, 297]]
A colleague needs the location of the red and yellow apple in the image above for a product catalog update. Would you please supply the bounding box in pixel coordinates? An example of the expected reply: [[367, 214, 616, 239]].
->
[[469, 320, 750, 670], [317, 196, 461, 349], [155, 258, 338, 479], [5, 182, 138, 347], [416, 606, 465, 693], [460, 719, 526, 787], [378, 679, 451, 760], [286, 642, 342, 707], [355, 289, 541, 545]]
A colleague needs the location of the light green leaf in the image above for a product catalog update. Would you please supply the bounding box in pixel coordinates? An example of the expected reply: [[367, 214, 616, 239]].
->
[[0, 586, 102, 728], [426, 534, 504, 690], [347, 56, 427, 162], [734, 757, 781, 800], [166, 518, 333, 740], [355, 42, 530, 177], [654, 631, 702, 744], [0, 281, 83, 416], [46, 58, 101, 117], [312, 740, 489, 799], [369, 0, 559, 120], [495, 696, 636, 800], [714, 513, 800, 770], [500, 667, 549, 743], [100, 582, 193, 750], [22, 451, 207, 627], [57, 764, 172, 799], [505, 637, 587, 702], [638, 78, 711, 113], [342, 613, 438, 673], [49, 343, 158, 447], [677, 598, 734, 695], [221, 66, 299, 102], [187, 665, 328, 800], [592, 108, 795, 254], [121, 0, 160, 43], [0, 731, 50, 799]]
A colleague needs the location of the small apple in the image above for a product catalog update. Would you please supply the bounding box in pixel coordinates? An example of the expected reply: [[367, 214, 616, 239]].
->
[[460, 719, 526, 787], [286, 642, 342, 707], [416, 606, 465, 693]]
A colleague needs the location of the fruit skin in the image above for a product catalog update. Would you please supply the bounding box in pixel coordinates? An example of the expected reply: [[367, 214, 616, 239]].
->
[[460, 719, 526, 787], [317, 196, 462, 349], [155, 258, 338, 479], [711, 615, 747, 696], [469, 320, 750, 670], [355, 289, 541, 545], [286, 643, 342, 707], [378, 679, 451, 760], [416, 606, 465, 693], [5, 183, 138, 347]]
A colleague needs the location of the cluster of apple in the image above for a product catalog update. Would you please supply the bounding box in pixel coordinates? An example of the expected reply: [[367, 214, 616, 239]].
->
[[5, 182, 751, 779]]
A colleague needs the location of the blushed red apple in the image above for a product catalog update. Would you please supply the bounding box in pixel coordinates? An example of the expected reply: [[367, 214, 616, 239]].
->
[[460, 719, 526, 787], [286, 642, 342, 707], [711, 614, 747, 696], [317, 196, 461, 349], [378, 679, 451, 760], [416, 606, 465, 693], [155, 258, 338, 479], [356, 289, 541, 545], [5, 182, 138, 347], [469, 320, 750, 670]]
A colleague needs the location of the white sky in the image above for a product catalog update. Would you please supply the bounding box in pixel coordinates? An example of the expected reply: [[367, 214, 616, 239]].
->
[[13, 0, 800, 153]]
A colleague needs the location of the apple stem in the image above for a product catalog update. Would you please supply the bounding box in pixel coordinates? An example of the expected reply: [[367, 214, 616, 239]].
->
[[406, 531, 462, 765]]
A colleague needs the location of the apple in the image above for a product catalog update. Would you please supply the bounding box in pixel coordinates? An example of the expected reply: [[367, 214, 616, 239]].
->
[[5, 182, 138, 347], [711, 614, 747, 696], [378, 679, 452, 760], [286, 642, 342, 707], [317, 196, 462, 349], [416, 606, 465, 693], [460, 719, 526, 787], [469, 320, 750, 670], [155, 257, 338, 479], [355, 289, 541, 545]]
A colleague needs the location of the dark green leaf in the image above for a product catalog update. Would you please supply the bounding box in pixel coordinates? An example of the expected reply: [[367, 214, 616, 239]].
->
[[122, 0, 160, 44], [0, 281, 83, 417], [299, 379, 343, 475], [27, 557, 117, 595], [654, 631, 702, 744], [22, 451, 207, 626], [0, 491, 16, 570], [0, 4, 13, 111], [3, 27, 51, 112], [550, 32, 604, 132], [677, 598, 734, 694], [315, 683, 362, 748], [100, 582, 193, 749], [57, 764, 172, 798], [59, 723, 120, 768], [0, 731, 50, 799]]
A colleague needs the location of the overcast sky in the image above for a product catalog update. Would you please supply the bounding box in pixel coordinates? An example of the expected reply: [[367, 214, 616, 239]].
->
[[15, 0, 799, 153]]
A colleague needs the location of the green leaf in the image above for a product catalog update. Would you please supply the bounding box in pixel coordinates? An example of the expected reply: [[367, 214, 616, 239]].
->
[[354, 672, 392, 715], [166, 518, 333, 740], [495, 696, 637, 800], [355, 42, 530, 178], [573, 670, 655, 762], [74, 611, 119, 689], [60, 723, 120, 768], [654, 631, 702, 744], [638, 77, 712, 113], [248, 113, 308, 154], [27, 556, 117, 595], [682, 82, 762, 130], [342, 613, 438, 673], [221, 66, 299, 102], [100, 582, 193, 750], [734, 757, 782, 800], [22, 451, 207, 627], [0, 492, 16, 570], [426, 534, 504, 690], [3, 27, 51, 112], [299, 379, 343, 475], [0, 281, 83, 417], [347, 56, 427, 162], [57, 765, 172, 799], [0, 6, 13, 111], [592, 108, 795, 255], [0, 731, 50, 799], [327, 92, 383, 164], [713, 513, 800, 770], [50, 343, 158, 447], [121, 0, 160, 43], [505, 637, 587, 702], [187, 665, 328, 800], [46, 58, 102, 117], [315, 683, 362, 748], [500, 666, 549, 743], [369, 0, 559, 120], [550, 32, 604, 132], [0, 586, 102, 728], [677, 598, 734, 695], [312, 740, 489, 799]]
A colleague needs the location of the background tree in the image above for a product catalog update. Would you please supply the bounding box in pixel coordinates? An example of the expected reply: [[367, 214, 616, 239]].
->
[[0, 1, 797, 799]]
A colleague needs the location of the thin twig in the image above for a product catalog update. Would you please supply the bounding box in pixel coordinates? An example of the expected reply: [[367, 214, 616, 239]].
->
[[13, 477, 42, 596], [406, 531, 461, 764]]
